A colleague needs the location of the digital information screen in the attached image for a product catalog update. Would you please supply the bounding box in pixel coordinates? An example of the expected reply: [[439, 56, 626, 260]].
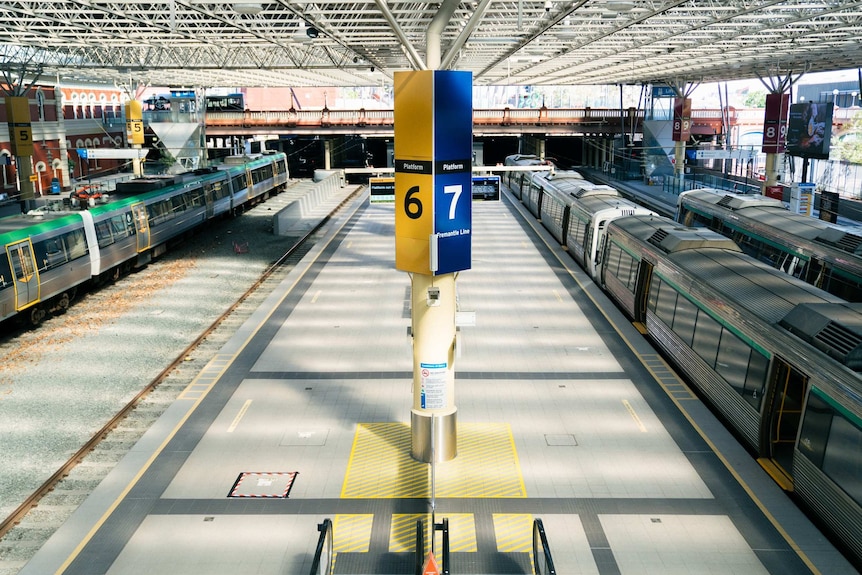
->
[[369, 177, 395, 203], [472, 176, 500, 201]]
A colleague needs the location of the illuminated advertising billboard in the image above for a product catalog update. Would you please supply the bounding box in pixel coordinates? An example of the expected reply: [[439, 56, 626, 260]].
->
[[786, 101, 833, 160]]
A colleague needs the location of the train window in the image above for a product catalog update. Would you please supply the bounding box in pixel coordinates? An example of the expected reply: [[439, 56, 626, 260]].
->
[[823, 415, 862, 505], [605, 242, 622, 277], [95, 220, 115, 247], [171, 194, 187, 213], [188, 188, 205, 208], [715, 329, 751, 397], [671, 295, 697, 347], [570, 216, 586, 246], [116, 214, 134, 238], [692, 311, 721, 368], [799, 391, 862, 505], [148, 200, 172, 225], [39, 238, 66, 270], [715, 328, 768, 410], [66, 229, 87, 261], [233, 173, 248, 190], [623, 251, 638, 291], [743, 351, 768, 410], [647, 277, 660, 313], [821, 268, 862, 303], [0, 255, 11, 289], [799, 392, 831, 467], [654, 279, 678, 327]]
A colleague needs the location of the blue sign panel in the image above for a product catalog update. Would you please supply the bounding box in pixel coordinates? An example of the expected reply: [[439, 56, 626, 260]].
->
[[652, 85, 676, 98], [432, 70, 472, 276]]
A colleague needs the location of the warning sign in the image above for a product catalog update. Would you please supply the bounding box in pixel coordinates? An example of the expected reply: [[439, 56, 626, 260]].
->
[[423, 551, 440, 575], [420, 362, 447, 409]]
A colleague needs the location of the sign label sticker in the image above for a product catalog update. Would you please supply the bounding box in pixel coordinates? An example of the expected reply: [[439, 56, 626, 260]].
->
[[420, 362, 447, 409]]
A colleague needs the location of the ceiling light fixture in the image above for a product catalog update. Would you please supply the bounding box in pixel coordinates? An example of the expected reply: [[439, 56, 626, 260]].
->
[[230, 0, 263, 14], [605, 0, 634, 12]]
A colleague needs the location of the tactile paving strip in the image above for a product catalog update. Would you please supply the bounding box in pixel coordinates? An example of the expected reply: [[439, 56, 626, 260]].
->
[[341, 422, 526, 498]]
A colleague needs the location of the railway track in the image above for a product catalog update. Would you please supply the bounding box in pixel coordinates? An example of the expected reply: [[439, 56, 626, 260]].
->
[[0, 184, 365, 575]]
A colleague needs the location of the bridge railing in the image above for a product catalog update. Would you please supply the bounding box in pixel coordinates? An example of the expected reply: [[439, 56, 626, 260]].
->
[[206, 107, 656, 130]]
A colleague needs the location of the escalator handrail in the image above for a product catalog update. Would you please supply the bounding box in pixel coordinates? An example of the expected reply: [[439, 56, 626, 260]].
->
[[309, 518, 334, 575], [415, 519, 425, 575], [532, 518, 556, 575]]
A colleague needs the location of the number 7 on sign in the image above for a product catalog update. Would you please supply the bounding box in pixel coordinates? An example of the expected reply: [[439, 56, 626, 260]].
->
[[443, 184, 462, 220]]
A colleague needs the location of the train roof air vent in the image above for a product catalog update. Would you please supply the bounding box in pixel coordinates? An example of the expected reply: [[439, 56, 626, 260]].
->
[[716, 195, 735, 209], [779, 303, 862, 372], [814, 228, 862, 254], [647, 228, 669, 246]]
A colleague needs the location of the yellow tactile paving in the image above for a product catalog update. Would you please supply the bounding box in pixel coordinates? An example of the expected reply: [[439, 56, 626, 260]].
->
[[333, 514, 374, 553], [389, 513, 477, 554], [492, 513, 533, 553], [389, 514, 429, 553], [341, 422, 526, 498], [436, 514, 477, 553]]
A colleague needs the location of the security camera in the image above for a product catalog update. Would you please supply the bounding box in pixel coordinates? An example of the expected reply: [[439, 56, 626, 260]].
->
[[306, 26, 319, 39], [544, 0, 552, 11], [370, 66, 375, 72]]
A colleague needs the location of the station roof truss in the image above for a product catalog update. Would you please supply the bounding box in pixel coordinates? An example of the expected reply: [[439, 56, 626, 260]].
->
[[1, 0, 861, 88]]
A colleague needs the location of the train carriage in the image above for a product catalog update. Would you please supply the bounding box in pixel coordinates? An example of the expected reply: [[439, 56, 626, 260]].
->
[[220, 152, 289, 209], [567, 193, 655, 279], [677, 188, 862, 302], [0, 151, 288, 329], [503, 154, 553, 201], [0, 212, 90, 324], [601, 214, 862, 562]]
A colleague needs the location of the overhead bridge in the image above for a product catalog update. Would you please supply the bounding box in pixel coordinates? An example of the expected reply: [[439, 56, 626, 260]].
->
[[204, 107, 733, 137]]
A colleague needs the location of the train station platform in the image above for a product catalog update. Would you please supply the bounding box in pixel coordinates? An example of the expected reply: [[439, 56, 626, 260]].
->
[[18, 188, 857, 574]]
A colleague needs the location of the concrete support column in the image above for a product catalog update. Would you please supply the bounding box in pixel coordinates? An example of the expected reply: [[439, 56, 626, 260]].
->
[[324, 139, 332, 170], [674, 140, 685, 182]]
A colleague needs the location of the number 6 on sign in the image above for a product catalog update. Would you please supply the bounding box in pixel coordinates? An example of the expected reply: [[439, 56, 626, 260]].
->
[[444, 184, 462, 220]]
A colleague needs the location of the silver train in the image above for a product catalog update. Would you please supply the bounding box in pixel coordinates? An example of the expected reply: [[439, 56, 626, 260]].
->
[[677, 188, 862, 302], [504, 155, 862, 568], [0, 152, 288, 329]]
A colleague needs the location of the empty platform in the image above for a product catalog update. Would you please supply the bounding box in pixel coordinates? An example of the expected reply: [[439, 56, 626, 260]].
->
[[19, 190, 856, 575]]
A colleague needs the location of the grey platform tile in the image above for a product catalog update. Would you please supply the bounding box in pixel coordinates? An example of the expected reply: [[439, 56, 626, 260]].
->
[[600, 514, 770, 575], [105, 515, 326, 575]]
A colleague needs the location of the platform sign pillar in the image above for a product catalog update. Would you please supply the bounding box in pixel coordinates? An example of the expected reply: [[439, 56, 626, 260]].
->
[[671, 97, 691, 182], [395, 70, 472, 463], [761, 92, 789, 189], [125, 100, 145, 177], [6, 96, 36, 206]]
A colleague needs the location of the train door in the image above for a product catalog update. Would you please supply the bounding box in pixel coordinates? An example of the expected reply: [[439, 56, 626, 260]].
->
[[632, 259, 654, 330], [583, 224, 595, 274], [131, 202, 150, 252], [7, 240, 40, 311], [763, 357, 808, 481]]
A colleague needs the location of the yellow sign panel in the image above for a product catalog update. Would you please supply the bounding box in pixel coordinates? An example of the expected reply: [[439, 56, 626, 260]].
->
[[6, 96, 34, 156], [395, 171, 433, 272], [125, 100, 145, 145], [394, 72, 433, 161], [126, 120, 145, 145]]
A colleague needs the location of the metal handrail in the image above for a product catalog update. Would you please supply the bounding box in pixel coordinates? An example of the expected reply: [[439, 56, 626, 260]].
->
[[532, 518, 557, 575], [309, 518, 334, 575], [415, 519, 426, 575], [438, 517, 450, 575]]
